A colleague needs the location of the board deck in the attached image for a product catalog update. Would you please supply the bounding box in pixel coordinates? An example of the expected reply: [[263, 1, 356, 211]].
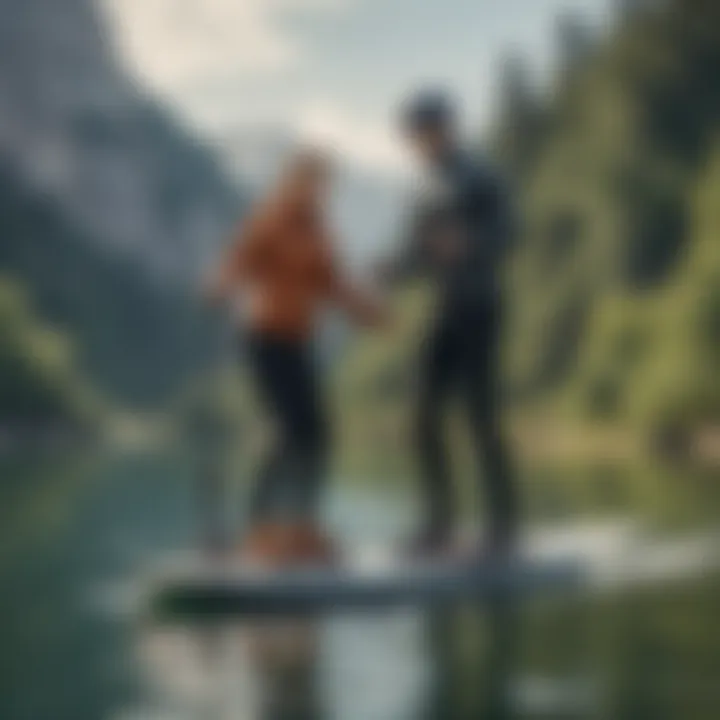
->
[[145, 525, 720, 618], [149, 552, 583, 617]]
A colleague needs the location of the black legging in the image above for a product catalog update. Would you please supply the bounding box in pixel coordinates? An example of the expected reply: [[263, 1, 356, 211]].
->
[[415, 300, 518, 542], [245, 333, 329, 523]]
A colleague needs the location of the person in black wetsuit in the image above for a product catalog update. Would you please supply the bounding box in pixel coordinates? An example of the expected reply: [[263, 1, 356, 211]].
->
[[382, 90, 519, 558]]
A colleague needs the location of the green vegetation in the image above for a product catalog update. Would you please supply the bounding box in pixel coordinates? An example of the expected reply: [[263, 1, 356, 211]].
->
[[4, 0, 718, 457], [334, 0, 720, 474], [0, 150, 238, 429], [0, 163, 221, 410], [503, 0, 720, 436], [0, 276, 97, 427]]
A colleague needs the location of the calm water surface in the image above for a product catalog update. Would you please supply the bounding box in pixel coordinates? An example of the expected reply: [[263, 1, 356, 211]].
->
[[0, 449, 718, 720]]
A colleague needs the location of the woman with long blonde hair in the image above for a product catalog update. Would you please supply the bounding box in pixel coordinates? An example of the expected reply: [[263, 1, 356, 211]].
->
[[208, 148, 384, 565]]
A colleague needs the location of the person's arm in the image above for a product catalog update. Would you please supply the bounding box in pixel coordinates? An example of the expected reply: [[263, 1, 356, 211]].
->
[[319, 243, 388, 329], [455, 161, 517, 270], [333, 280, 388, 329], [204, 211, 270, 305], [483, 167, 517, 261], [377, 198, 431, 287]]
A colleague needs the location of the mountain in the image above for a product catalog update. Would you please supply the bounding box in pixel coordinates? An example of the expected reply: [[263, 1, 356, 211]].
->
[[0, 162, 223, 406], [0, 0, 240, 280], [0, 0, 245, 412]]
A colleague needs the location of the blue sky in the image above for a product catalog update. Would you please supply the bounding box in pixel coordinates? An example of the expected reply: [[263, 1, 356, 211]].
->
[[102, 0, 612, 175]]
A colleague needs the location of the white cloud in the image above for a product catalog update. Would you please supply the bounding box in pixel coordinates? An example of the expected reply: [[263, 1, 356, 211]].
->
[[100, 0, 408, 177], [295, 101, 412, 177], [101, 0, 350, 92]]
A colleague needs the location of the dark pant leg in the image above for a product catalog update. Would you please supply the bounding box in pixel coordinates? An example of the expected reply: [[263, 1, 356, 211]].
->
[[459, 303, 518, 543], [245, 338, 288, 521], [246, 336, 329, 522], [282, 347, 330, 520], [415, 319, 459, 534]]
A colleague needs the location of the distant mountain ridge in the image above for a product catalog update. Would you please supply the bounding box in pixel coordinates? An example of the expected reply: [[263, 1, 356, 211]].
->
[[0, 0, 245, 411], [0, 0, 241, 281]]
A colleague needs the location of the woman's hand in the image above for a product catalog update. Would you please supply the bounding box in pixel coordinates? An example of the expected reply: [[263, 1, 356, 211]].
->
[[361, 296, 393, 331], [430, 225, 466, 264], [336, 282, 391, 330]]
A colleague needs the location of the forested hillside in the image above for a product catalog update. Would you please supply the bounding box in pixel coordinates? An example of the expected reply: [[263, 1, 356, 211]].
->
[[503, 0, 720, 434], [335, 0, 720, 467], [0, 276, 94, 428]]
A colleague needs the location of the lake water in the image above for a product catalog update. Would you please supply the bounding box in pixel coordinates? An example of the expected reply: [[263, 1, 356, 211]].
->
[[0, 449, 718, 720]]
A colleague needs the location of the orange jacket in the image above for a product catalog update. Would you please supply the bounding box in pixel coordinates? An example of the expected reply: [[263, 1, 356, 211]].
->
[[221, 200, 340, 341]]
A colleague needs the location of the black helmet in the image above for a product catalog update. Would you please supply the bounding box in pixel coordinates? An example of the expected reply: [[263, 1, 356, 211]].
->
[[401, 88, 455, 132]]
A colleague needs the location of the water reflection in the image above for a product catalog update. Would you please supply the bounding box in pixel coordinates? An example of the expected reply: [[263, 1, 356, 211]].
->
[[135, 614, 420, 719], [425, 600, 520, 720], [135, 620, 322, 718], [133, 599, 527, 720], [0, 450, 718, 720]]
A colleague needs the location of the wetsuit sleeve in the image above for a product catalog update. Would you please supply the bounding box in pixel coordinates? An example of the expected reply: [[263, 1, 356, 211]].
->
[[382, 200, 431, 285], [460, 164, 517, 269]]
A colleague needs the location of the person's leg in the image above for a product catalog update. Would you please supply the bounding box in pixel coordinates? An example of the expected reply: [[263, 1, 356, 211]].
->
[[245, 335, 300, 523], [248, 445, 287, 522], [460, 303, 519, 550], [413, 318, 459, 547], [283, 345, 330, 521], [243, 336, 334, 564]]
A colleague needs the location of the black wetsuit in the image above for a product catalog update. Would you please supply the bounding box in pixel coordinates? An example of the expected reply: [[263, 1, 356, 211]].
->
[[245, 333, 329, 522], [392, 148, 518, 544]]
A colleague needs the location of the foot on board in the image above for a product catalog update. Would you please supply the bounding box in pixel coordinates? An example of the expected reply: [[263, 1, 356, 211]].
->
[[455, 530, 520, 567], [402, 525, 455, 562], [239, 521, 338, 569]]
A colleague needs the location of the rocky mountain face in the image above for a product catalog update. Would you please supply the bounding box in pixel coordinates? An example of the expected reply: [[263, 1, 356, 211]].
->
[[0, 0, 240, 281], [0, 0, 244, 408]]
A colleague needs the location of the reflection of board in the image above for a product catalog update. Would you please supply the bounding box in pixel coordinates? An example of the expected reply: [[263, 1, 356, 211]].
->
[[150, 552, 583, 617]]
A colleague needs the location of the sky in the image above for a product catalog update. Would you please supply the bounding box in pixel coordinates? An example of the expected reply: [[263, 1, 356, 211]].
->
[[100, 0, 613, 178]]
